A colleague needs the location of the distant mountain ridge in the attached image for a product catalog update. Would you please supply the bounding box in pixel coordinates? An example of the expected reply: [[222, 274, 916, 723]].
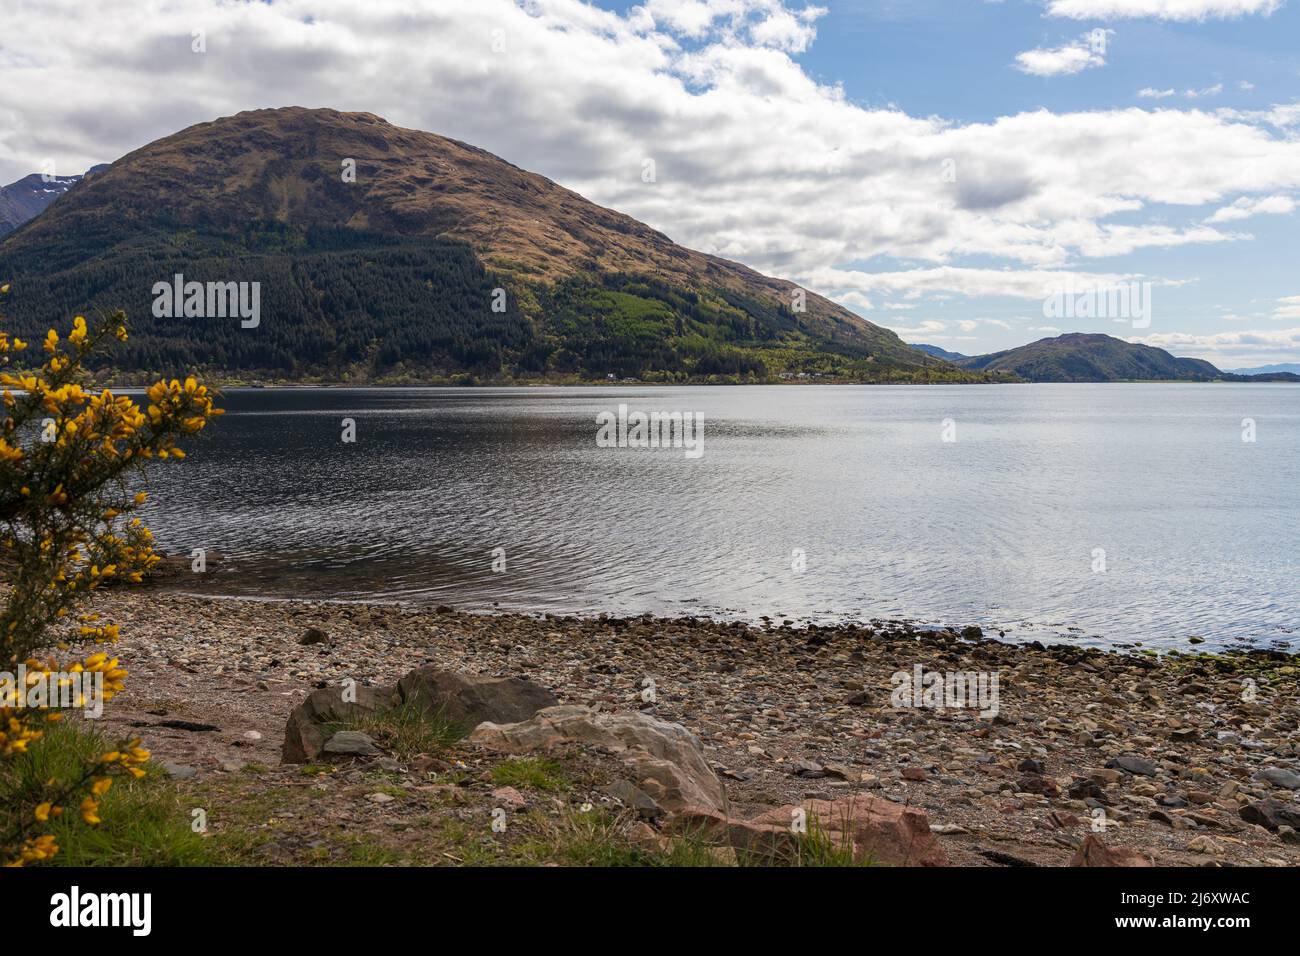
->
[[0, 107, 971, 384], [909, 343, 969, 362], [1223, 363, 1300, 376], [0, 165, 108, 237]]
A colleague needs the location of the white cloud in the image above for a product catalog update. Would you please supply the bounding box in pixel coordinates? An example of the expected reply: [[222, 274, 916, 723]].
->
[[1, 0, 1300, 316], [1045, 0, 1283, 21], [1205, 194, 1296, 222], [807, 266, 1169, 301], [1185, 83, 1224, 99], [1138, 88, 1177, 99], [884, 319, 948, 337], [1273, 295, 1300, 319], [1131, 326, 1300, 364], [1015, 32, 1112, 77]]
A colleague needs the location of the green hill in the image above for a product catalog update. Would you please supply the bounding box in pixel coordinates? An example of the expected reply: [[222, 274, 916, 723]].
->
[[0, 107, 971, 385], [957, 333, 1222, 382]]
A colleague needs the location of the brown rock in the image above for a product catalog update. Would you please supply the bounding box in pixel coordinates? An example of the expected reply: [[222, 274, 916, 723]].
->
[[281, 683, 395, 763], [469, 704, 727, 814], [667, 796, 948, 866], [396, 668, 558, 730], [1068, 834, 1154, 867]]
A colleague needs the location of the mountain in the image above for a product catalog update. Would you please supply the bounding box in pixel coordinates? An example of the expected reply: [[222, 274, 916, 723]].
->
[[1224, 363, 1300, 376], [0, 108, 963, 384], [955, 333, 1222, 382], [909, 343, 968, 362], [0, 164, 109, 237]]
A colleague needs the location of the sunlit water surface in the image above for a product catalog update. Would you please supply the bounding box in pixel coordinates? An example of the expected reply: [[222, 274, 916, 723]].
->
[[138, 384, 1299, 652]]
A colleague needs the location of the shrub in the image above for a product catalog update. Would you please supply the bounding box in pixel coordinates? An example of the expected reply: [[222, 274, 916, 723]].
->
[[0, 284, 220, 865]]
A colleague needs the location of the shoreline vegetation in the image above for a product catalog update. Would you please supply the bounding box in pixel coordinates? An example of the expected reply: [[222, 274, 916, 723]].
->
[[89, 372, 1300, 389], [31, 583, 1300, 867]]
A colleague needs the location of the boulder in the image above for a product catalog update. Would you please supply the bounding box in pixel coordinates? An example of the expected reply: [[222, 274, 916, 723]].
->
[[1239, 799, 1300, 832], [469, 704, 726, 815], [1068, 834, 1153, 867], [665, 796, 948, 866], [396, 668, 558, 730], [281, 684, 394, 763], [299, 627, 329, 646], [1255, 767, 1300, 791], [281, 669, 557, 764]]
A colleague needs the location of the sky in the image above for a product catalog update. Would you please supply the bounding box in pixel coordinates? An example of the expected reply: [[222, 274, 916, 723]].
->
[[1, 0, 1298, 367]]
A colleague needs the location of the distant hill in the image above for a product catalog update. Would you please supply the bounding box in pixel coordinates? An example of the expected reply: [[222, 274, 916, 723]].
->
[[909, 343, 969, 362], [0, 107, 972, 384], [956, 333, 1221, 382], [1224, 363, 1300, 376], [1218, 370, 1300, 382]]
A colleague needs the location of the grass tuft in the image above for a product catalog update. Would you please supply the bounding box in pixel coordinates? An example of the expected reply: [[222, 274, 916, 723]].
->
[[0, 720, 219, 866]]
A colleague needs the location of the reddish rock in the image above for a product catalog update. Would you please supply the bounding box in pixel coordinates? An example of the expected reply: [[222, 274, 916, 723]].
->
[[666, 796, 948, 866], [1068, 834, 1154, 867]]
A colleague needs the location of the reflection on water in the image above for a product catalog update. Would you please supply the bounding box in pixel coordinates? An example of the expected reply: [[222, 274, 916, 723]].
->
[[138, 384, 1300, 651]]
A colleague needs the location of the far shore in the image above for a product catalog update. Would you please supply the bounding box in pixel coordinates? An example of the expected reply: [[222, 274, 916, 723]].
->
[[89, 376, 1300, 390]]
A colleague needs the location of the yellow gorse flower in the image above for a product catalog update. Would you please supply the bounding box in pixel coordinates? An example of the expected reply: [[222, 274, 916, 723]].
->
[[0, 299, 218, 866]]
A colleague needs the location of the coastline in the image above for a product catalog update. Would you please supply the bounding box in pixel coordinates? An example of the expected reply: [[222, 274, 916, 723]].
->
[[85, 586, 1300, 867]]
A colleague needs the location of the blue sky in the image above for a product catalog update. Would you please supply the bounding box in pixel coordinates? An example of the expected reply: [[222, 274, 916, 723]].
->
[[2, 0, 1298, 366], [586, 0, 1300, 366]]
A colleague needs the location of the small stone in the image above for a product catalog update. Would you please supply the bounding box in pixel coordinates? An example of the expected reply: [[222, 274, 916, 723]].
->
[[242, 730, 263, 742], [1187, 835, 1221, 855], [930, 823, 968, 834], [791, 760, 826, 778], [1108, 754, 1158, 777], [322, 731, 380, 757], [367, 792, 395, 804], [901, 767, 927, 782], [160, 762, 197, 780], [1256, 767, 1300, 790], [299, 627, 329, 645], [491, 786, 527, 809]]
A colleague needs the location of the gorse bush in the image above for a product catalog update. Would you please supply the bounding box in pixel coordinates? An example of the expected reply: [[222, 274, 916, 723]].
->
[[0, 283, 220, 865]]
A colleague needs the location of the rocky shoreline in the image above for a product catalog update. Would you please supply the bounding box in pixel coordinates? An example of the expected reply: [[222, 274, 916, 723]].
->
[[84, 588, 1300, 866]]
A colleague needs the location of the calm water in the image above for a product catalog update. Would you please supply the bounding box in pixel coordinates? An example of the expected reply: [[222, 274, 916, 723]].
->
[[140, 384, 1300, 651]]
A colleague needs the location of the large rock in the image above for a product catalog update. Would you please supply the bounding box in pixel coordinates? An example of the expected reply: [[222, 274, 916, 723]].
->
[[1068, 834, 1153, 867], [1240, 799, 1300, 832], [665, 796, 948, 866], [469, 704, 726, 815], [396, 668, 558, 730], [1255, 767, 1300, 791], [281, 684, 395, 763], [281, 669, 557, 764]]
